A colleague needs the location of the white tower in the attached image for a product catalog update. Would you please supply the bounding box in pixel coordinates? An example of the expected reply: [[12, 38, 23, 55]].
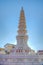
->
[[16, 7, 31, 54]]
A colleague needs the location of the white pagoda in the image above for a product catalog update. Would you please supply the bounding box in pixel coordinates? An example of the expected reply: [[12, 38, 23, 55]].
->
[[0, 7, 43, 65]]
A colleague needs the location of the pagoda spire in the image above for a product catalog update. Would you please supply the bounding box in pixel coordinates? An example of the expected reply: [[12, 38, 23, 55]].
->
[[19, 7, 25, 23], [18, 7, 27, 36]]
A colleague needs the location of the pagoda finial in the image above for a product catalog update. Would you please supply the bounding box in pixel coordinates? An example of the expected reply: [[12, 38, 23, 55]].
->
[[20, 7, 25, 22], [21, 7, 23, 11]]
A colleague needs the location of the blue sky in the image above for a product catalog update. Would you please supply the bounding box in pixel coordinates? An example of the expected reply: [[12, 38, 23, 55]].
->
[[0, 0, 43, 51]]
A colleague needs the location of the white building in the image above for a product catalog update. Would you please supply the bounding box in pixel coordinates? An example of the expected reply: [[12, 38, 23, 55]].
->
[[0, 7, 43, 65]]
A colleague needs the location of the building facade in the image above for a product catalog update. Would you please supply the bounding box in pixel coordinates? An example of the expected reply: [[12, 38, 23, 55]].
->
[[0, 8, 43, 65]]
